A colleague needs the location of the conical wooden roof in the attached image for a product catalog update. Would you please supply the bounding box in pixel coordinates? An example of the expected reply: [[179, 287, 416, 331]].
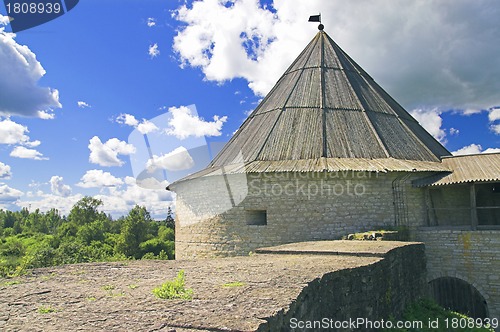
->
[[170, 30, 452, 186], [211, 30, 450, 167]]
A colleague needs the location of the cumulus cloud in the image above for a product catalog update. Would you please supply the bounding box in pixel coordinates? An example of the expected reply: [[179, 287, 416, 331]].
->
[[149, 43, 160, 58], [49, 175, 72, 197], [116, 113, 158, 134], [77, 101, 91, 108], [0, 183, 23, 205], [489, 107, 500, 134], [490, 124, 500, 135], [0, 118, 40, 146], [76, 169, 124, 188], [0, 162, 12, 179], [452, 144, 500, 156], [0, 15, 10, 26], [96, 176, 173, 218], [0, 17, 61, 117], [165, 105, 227, 139], [10, 146, 48, 160], [16, 175, 174, 218], [173, 0, 500, 111], [88, 136, 136, 167], [147, 17, 156, 27], [146, 146, 194, 172], [409, 108, 446, 143], [17, 192, 83, 216]]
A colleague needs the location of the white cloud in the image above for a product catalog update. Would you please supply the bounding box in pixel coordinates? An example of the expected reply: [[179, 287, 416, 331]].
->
[[49, 175, 72, 197], [452, 144, 500, 156], [0, 162, 12, 179], [77, 169, 123, 188], [16, 175, 174, 218], [0, 183, 23, 204], [488, 108, 500, 122], [165, 105, 227, 139], [0, 22, 61, 117], [17, 192, 83, 216], [147, 17, 156, 27], [146, 146, 195, 172], [0, 118, 40, 146], [452, 144, 482, 156], [173, 0, 500, 112], [484, 147, 500, 154], [116, 113, 138, 127], [409, 108, 446, 143], [488, 108, 500, 134], [449, 128, 459, 136], [77, 101, 91, 108], [37, 110, 55, 119], [10, 146, 48, 160], [0, 15, 10, 26], [96, 177, 174, 218], [490, 124, 500, 135], [116, 113, 158, 134], [149, 43, 160, 58], [88, 136, 136, 167], [137, 121, 159, 135]]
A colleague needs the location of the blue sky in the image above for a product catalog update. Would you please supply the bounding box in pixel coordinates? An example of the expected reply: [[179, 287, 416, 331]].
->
[[1, 0, 500, 218]]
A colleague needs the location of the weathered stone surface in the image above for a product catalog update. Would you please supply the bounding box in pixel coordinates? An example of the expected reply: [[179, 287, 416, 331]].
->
[[0, 241, 426, 332], [415, 229, 500, 321]]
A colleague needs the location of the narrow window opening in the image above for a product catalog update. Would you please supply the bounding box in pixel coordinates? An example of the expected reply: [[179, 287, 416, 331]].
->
[[246, 210, 267, 226]]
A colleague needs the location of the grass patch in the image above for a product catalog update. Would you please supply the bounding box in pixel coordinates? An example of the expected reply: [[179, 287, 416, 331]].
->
[[128, 284, 139, 289], [0, 280, 21, 287], [222, 281, 245, 288], [38, 306, 57, 314], [152, 270, 193, 300], [86, 296, 97, 302], [101, 285, 115, 291], [384, 299, 495, 331]]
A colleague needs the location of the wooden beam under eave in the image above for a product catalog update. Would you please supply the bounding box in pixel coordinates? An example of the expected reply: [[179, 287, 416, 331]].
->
[[470, 182, 478, 230]]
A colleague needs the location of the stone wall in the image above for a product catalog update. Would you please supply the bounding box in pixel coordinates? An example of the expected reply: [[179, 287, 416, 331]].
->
[[415, 229, 500, 319], [171, 171, 428, 259], [260, 243, 427, 331]]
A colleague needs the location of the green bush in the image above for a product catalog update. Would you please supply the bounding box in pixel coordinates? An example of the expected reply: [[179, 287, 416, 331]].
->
[[384, 299, 495, 332], [152, 270, 193, 300]]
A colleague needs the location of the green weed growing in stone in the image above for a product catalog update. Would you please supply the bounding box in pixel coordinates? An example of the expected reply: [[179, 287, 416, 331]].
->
[[0, 280, 20, 287], [222, 281, 245, 288], [101, 284, 115, 291], [152, 270, 193, 300], [38, 306, 57, 314]]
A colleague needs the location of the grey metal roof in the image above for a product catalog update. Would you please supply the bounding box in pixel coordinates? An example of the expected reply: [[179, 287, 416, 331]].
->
[[414, 153, 500, 187], [210, 30, 450, 169], [170, 30, 452, 187]]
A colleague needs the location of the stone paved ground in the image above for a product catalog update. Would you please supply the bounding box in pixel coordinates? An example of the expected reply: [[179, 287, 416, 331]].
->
[[0, 241, 413, 332]]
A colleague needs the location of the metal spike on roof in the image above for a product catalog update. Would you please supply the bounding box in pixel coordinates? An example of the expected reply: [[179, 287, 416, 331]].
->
[[209, 30, 451, 170]]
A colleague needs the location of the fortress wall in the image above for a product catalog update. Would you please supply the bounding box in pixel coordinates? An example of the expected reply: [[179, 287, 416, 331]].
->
[[173, 171, 427, 259], [261, 243, 427, 331], [415, 229, 500, 319]]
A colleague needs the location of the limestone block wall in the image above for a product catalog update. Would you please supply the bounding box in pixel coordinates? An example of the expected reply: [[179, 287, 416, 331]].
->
[[415, 229, 500, 319], [261, 243, 427, 331], [172, 171, 428, 259]]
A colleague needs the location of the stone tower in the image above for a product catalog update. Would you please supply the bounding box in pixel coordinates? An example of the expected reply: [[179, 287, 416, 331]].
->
[[168, 28, 450, 259]]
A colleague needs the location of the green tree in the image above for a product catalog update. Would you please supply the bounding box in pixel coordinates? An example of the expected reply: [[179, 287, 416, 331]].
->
[[115, 205, 150, 258], [43, 208, 63, 234], [165, 207, 175, 229], [67, 197, 107, 226]]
